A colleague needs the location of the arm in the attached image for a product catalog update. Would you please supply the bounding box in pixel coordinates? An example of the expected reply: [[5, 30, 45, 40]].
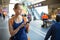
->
[[44, 25, 54, 40], [23, 17, 30, 33], [8, 19, 24, 36], [25, 23, 30, 33]]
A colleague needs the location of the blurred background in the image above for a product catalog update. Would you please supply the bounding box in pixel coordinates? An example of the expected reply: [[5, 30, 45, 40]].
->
[[0, 0, 60, 40]]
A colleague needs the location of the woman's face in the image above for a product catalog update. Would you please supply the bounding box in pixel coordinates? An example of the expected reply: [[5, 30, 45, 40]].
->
[[14, 5, 22, 15]]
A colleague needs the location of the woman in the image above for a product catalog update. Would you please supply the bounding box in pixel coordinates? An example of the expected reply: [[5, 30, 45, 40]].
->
[[9, 3, 29, 40]]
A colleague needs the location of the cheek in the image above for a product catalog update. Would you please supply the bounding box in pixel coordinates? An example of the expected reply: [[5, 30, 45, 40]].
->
[[18, 10, 21, 13], [14, 9, 18, 12], [18, 10, 22, 13]]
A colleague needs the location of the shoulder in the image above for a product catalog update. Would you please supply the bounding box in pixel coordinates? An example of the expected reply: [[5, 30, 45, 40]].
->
[[50, 23, 56, 29], [9, 16, 15, 24], [23, 17, 27, 19], [22, 17, 28, 22]]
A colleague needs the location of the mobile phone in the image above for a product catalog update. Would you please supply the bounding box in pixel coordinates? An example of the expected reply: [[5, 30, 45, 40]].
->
[[26, 21, 30, 24]]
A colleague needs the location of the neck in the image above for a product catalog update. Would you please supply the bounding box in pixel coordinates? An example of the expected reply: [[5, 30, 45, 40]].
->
[[15, 14, 22, 18], [15, 15, 18, 17]]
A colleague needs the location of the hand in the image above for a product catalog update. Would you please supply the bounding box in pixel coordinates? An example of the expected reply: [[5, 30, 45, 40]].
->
[[20, 23, 25, 28], [26, 21, 30, 24], [26, 23, 29, 27]]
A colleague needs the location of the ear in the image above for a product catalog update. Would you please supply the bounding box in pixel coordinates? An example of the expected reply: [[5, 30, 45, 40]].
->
[[13, 8, 16, 12]]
